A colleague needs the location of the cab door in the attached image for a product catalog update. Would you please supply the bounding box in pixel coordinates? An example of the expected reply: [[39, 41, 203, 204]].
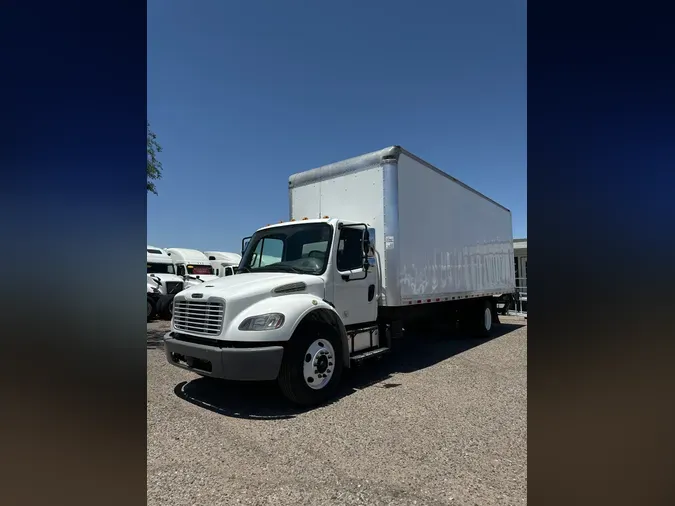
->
[[331, 224, 378, 326]]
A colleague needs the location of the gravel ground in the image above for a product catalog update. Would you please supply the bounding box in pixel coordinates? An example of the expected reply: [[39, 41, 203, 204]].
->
[[148, 316, 527, 506]]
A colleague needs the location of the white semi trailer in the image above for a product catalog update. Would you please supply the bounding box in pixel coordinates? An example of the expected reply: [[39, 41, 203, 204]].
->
[[165, 146, 515, 405]]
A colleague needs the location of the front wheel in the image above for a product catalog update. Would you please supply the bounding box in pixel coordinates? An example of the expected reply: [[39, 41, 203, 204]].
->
[[277, 325, 343, 406]]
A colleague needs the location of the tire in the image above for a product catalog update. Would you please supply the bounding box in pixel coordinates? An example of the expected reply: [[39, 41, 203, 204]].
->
[[147, 297, 155, 320], [277, 324, 343, 406], [158, 295, 174, 320], [471, 299, 494, 338], [161, 298, 174, 320]]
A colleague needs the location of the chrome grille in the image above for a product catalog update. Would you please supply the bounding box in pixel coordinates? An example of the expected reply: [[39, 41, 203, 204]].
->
[[173, 300, 224, 336]]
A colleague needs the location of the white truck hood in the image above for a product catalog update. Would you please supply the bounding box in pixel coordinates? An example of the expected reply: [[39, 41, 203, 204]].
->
[[150, 273, 183, 283], [172, 272, 327, 339], [184, 275, 219, 289], [178, 272, 325, 300]]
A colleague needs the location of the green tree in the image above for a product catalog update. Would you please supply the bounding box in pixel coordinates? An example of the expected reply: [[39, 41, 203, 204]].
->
[[147, 122, 163, 195]]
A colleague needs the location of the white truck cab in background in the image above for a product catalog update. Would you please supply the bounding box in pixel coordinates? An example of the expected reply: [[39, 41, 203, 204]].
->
[[147, 245, 186, 318], [164, 146, 516, 406], [204, 251, 241, 277], [165, 248, 219, 287], [147, 274, 162, 320]]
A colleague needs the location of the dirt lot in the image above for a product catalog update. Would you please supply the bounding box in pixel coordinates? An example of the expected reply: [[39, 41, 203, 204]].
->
[[147, 316, 527, 505]]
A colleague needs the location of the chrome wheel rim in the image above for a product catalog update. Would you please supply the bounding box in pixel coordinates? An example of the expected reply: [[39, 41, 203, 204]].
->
[[484, 307, 492, 331], [303, 339, 336, 390]]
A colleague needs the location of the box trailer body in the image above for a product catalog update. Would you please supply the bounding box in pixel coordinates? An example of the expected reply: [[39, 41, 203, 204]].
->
[[164, 146, 517, 406], [289, 146, 515, 307]]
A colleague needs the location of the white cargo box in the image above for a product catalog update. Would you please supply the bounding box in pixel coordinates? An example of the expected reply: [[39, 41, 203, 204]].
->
[[288, 146, 515, 308]]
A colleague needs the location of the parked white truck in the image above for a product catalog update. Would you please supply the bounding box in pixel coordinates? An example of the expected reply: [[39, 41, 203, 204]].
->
[[165, 146, 515, 405], [147, 274, 163, 320], [164, 248, 219, 286], [147, 245, 186, 318], [204, 251, 241, 277]]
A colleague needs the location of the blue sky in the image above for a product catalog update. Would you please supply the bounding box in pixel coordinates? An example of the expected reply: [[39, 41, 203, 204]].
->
[[147, 0, 526, 253]]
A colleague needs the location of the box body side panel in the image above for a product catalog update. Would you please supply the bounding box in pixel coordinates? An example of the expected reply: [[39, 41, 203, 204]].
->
[[396, 153, 515, 303]]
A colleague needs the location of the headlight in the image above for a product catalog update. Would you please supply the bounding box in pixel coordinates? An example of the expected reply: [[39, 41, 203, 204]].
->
[[238, 313, 285, 331]]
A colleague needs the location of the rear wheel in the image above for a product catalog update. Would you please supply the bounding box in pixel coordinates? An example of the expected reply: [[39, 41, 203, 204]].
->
[[472, 299, 494, 338], [277, 324, 343, 406]]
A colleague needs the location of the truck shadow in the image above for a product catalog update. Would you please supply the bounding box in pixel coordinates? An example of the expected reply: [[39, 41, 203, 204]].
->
[[173, 322, 524, 420]]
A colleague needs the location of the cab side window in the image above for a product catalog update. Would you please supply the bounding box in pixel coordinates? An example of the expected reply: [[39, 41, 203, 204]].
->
[[337, 227, 364, 271]]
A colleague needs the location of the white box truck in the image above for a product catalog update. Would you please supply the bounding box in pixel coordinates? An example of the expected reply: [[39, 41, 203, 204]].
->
[[165, 146, 515, 405]]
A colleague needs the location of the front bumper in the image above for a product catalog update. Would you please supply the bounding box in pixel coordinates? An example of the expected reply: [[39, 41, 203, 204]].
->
[[164, 332, 284, 381]]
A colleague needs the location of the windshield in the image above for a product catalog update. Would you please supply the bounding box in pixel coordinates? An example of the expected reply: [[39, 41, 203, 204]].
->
[[240, 223, 333, 275], [147, 262, 175, 275], [187, 264, 214, 275]]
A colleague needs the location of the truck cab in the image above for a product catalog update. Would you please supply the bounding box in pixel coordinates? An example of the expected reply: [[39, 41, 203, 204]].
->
[[165, 218, 378, 405], [147, 245, 185, 296], [203, 251, 241, 278], [147, 245, 186, 319], [238, 218, 378, 327], [164, 248, 219, 287], [147, 274, 162, 320]]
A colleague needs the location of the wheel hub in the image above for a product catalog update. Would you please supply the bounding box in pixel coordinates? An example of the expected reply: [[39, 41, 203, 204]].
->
[[303, 339, 336, 390], [316, 355, 328, 373]]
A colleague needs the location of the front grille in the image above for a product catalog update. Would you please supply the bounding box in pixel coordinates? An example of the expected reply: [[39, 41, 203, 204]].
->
[[173, 300, 224, 336], [165, 281, 184, 294]]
